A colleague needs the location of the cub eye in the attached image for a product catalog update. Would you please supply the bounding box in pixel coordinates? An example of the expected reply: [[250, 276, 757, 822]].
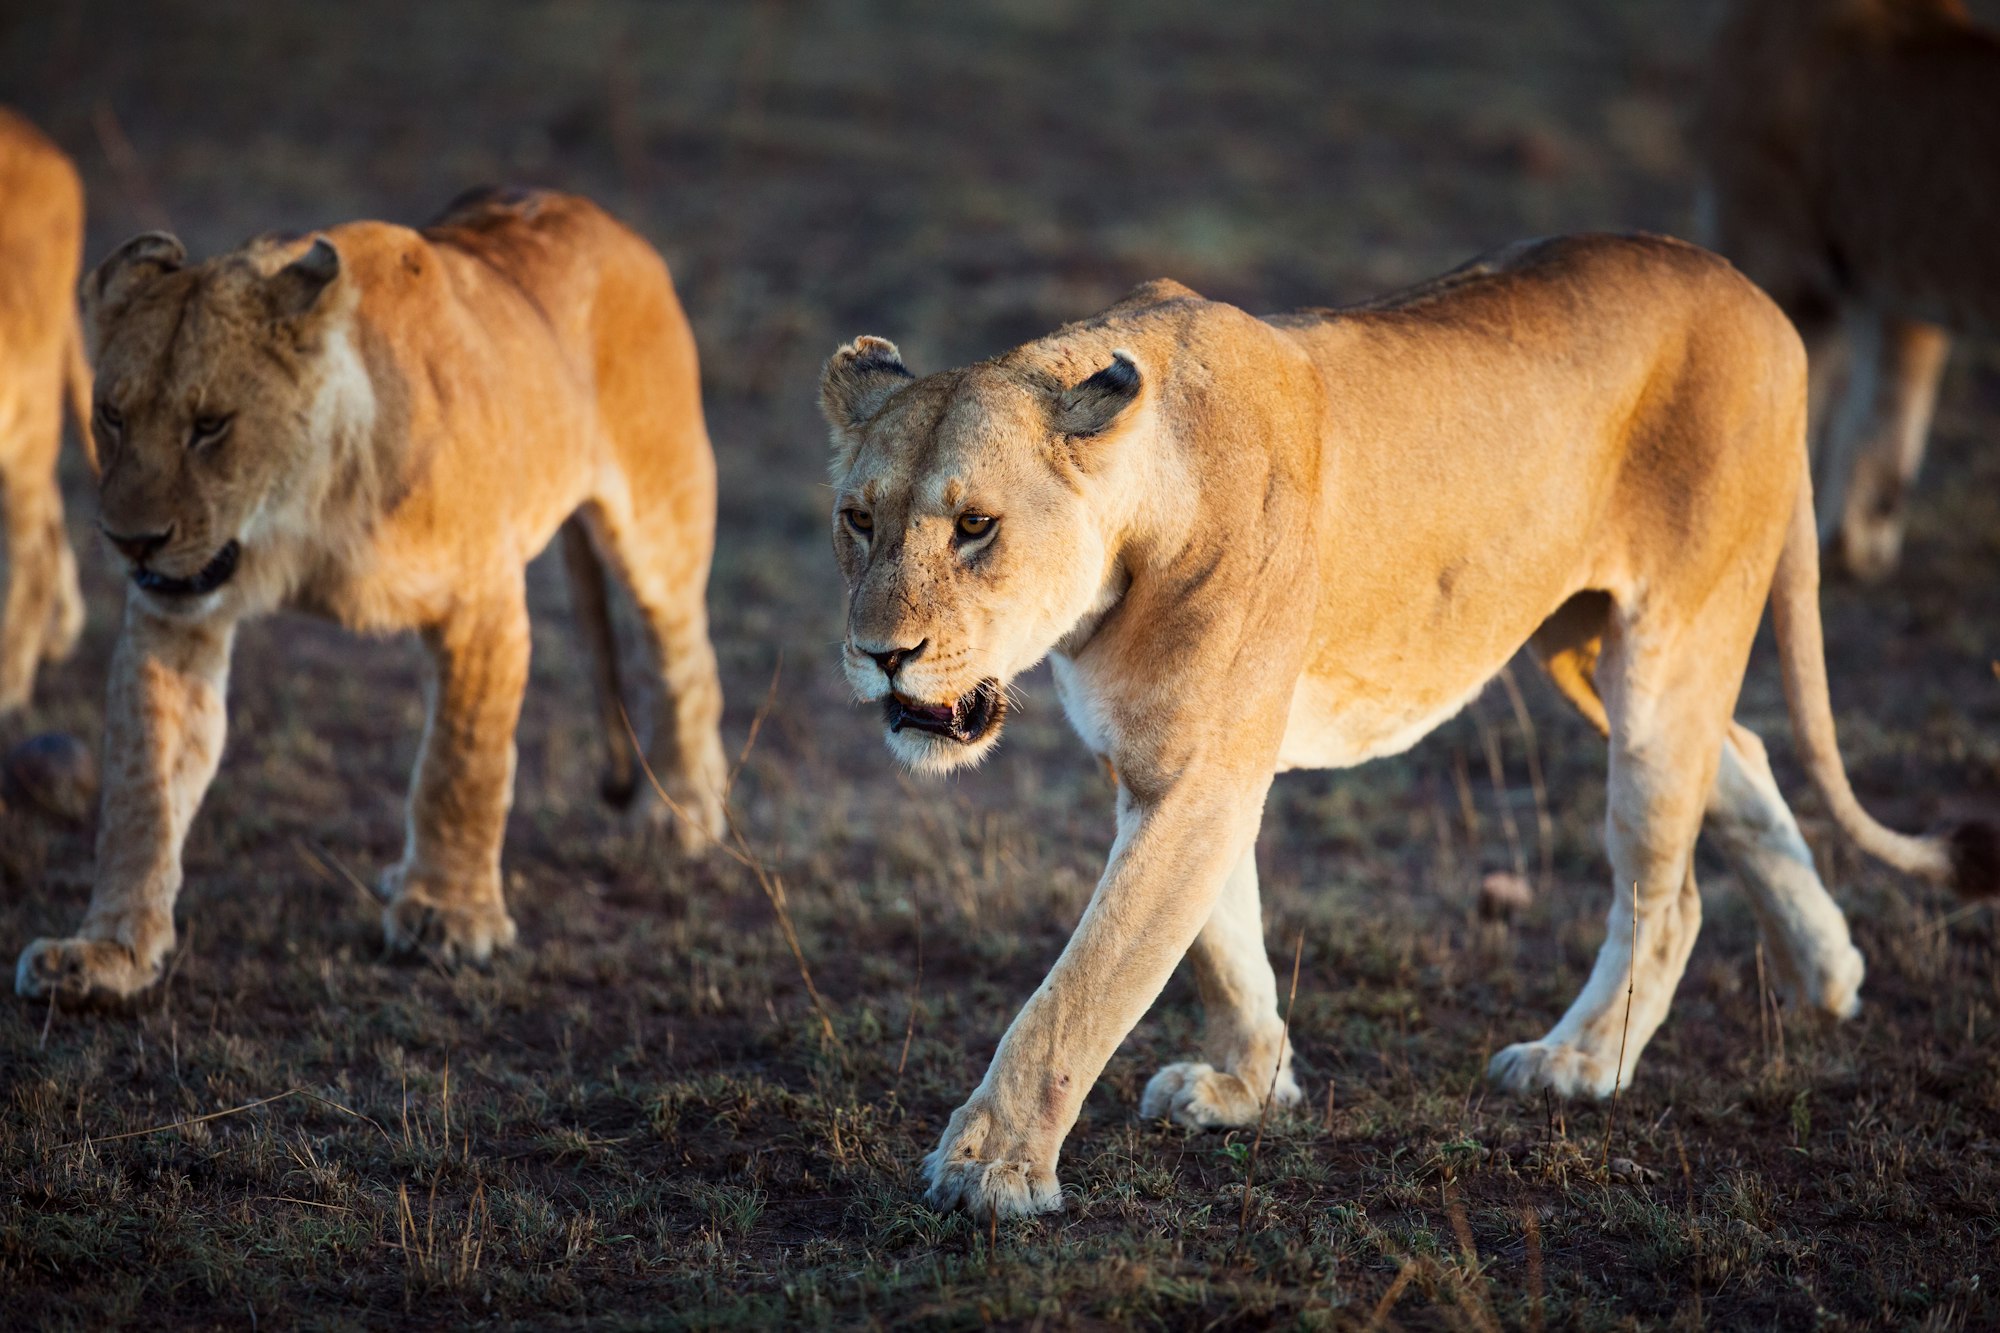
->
[[95, 402, 124, 431], [189, 413, 234, 447], [955, 513, 995, 541], [842, 508, 874, 536]]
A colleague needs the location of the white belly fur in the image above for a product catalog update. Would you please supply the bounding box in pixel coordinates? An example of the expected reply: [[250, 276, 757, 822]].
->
[[1274, 671, 1491, 772]]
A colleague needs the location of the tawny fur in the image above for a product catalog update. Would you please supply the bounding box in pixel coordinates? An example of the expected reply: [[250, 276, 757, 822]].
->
[[1694, 0, 2000, 579], [821, 234, 1992, 1218], [0, 108, 94, 715], [14, 188, 728, 1003]]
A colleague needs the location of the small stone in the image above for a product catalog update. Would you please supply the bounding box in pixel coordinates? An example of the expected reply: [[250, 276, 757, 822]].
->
[[4, 732, 98, 822], [1479, 871, 1534, 922]]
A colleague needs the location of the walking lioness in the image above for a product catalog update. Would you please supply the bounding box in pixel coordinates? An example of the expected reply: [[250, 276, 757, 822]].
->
[[1695, 0, 2000, 579], [819, 234, 1996, 1217], [15, 189, 728, 1002], [0, 108, 94, 714]]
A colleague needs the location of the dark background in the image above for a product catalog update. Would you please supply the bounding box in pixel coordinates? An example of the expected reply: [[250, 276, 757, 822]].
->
[[3, 2, 1997, 1327]]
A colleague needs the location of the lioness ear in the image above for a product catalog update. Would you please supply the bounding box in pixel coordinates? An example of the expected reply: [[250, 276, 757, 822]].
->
[[1056, 350, 1143, 437], [266, 237, 342, 319], [83, 232, 187, 331], [820, 336, 913, 434]]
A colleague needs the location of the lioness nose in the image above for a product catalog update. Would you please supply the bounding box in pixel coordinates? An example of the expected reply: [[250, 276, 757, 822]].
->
[[865, 640, 926, 680], [102, 523, 173, 564]]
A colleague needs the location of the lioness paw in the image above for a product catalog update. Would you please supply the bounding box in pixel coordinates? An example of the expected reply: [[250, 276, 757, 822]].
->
[[15, 935, 161, 1002], [1140, 1061, 1301, 1129], [379, 884, 517, 968], [1487, 1040, 1619, 1100], [921, 1103, 1063, 1219], [632, 784, 727, 857], [922, 1147, 1062, 1219]]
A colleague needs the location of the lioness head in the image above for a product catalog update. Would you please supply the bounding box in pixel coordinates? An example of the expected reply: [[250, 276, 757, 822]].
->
[[820, 335, 1149, 773], [82, 231, 354, 608]]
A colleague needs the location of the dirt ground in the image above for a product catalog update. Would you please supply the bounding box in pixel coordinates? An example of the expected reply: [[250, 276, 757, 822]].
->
[[3, 1, 1998, 1328]]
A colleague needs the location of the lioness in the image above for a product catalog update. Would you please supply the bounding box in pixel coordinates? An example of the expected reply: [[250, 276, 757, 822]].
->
[[820, 234, 1996, 1217], [15, 188, 728, 1002], [1694, 0, 2000, 579], [0, 107, 94, 714]]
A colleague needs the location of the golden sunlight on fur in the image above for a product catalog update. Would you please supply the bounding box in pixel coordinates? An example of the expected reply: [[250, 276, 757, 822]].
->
[[0, 107, 94, 715], [1695, 0, 2000, 580], [14, 188, 728, 1002], [820, 235, 1998, 1218]]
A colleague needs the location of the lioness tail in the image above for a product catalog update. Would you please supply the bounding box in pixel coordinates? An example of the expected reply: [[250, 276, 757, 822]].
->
[[1770, 480, 1997, 897], [561, 516, 639, 808]]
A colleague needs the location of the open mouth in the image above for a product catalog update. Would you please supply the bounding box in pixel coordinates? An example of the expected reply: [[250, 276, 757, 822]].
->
[[131, 540, 241, 598], [883, 679, 1004, 745]]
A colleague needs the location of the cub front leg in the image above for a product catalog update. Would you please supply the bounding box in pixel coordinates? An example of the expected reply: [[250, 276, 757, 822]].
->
[[1141, 843, 1300, 1128], [15, 607, 233, 1001], [924, 782, 1265, 1218], [379, 589, 530, 967]]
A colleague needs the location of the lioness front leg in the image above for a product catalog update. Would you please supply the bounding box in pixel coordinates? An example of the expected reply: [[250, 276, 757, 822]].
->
[[1141, 843, 1300, 1128], [15, 608, 232, 1001], [379, 588, 529, 966], [925, 784, 1264, 1218]]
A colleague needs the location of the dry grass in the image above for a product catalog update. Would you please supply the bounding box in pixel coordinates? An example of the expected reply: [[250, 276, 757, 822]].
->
[[4, 0, 1999, 1327]]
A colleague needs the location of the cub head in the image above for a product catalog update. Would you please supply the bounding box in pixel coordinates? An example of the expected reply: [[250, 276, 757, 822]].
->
[[82, 230, 354, 608], [820, 335, 1149, 774]]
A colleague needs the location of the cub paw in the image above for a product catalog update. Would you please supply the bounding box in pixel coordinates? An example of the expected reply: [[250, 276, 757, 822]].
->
[[1140, 1060, 1301, 1129], [1487, 1040, 1619, 1099], [921, 1103, 1063, 1219], [15, 935, 162, 1002], [379, 875, 517, 968]]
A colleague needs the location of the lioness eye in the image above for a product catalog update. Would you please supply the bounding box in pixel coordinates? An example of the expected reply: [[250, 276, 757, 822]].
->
[[956, 513, 995, 540], [190, 413, 234, 446], [843, 508, 874, 536]]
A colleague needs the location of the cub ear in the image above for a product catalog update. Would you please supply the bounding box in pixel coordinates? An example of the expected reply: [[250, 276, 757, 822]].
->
[[820, 336, 913, 434], [1056, 349, 1143, 437], [82, 232, 187, 330], [266, 236, 342, 319]]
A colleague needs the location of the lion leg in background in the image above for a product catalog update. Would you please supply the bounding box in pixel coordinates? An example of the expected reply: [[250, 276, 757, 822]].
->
[[1140, 843, 1301, 1127], [378, 586, 529, 965], [1704, 721, 1865, 1019], [1824, 314, 1951, 582], [0, 392, 83, 712], [924, 782, 1267, 1217], [1490, 603, 1748, 1098], [14, 610, 232, 1000], [583, 492, 727, 853]]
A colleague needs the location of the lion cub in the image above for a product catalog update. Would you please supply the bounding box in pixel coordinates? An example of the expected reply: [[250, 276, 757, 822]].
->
[[0, 108, 93, 714], [1695, 0, 2000, 579], [15, 188, 727, 1002]]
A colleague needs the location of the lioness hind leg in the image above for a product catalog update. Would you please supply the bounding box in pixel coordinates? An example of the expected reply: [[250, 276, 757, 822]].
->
[[1705, 721, 1864, 1020], [0, 404, 72, 713], [379, 589, 529, 967], [1491, 615, 1740, 1099], [1141, 844, 1301, 1128], [586, 496, 728, 854]]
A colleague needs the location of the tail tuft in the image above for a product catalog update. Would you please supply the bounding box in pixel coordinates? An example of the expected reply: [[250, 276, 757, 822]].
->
[[1946, 819, 2000, 899]]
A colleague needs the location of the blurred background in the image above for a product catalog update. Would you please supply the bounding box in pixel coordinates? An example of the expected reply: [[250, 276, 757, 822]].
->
[[4, 2, 1998, 1325]]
